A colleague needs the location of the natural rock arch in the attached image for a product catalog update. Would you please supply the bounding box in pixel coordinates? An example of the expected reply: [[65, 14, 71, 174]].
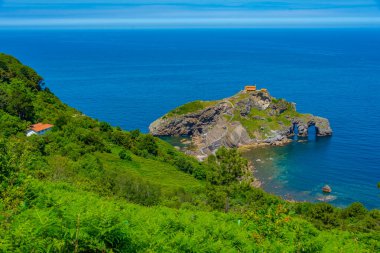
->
[[292, 118, 332, 137]]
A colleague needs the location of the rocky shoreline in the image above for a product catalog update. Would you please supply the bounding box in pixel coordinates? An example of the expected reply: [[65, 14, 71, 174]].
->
[[150, 89, 332, 158]]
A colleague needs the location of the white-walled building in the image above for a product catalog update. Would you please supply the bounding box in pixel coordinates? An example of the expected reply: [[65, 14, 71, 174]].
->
[[26, 123, 54, 137]]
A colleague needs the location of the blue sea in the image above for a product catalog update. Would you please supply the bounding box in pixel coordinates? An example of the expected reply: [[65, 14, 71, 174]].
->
[[1, 29, 379, 209]]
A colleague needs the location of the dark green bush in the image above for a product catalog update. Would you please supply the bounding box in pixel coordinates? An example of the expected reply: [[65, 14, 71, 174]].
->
[[342, 202, 368, 219], [119, 150, 132, 161]]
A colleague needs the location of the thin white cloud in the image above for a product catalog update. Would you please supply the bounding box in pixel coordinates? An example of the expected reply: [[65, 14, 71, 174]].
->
[[1, 17, 380, 29], [1, 0, 379, 28]]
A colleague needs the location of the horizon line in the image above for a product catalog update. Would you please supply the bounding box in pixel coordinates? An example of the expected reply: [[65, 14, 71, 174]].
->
[[1, 17, 380, 29]]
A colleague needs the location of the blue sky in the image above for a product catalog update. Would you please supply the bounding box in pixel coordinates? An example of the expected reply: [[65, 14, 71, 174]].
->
[[1, 0, 380, 28]]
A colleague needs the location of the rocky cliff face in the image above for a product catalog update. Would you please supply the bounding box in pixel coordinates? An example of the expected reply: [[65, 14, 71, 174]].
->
[[149, 90, 332, 158], [149, 102, 231, 136]]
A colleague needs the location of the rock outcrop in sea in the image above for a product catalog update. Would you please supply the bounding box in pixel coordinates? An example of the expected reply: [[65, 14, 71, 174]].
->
[[149, 89, 332, 158]]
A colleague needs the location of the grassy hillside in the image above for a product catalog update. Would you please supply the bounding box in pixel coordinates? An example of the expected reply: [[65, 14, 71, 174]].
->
[[3, 180, 374, 252], [0, 53, 379, 252]]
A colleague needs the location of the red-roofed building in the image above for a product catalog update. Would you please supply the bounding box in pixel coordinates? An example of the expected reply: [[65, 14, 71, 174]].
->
[[244, 85, 256, 92], [26, 123, 54, 137]]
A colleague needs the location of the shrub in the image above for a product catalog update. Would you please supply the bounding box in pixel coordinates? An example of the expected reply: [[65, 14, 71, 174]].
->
[[136, 135, 158, 156], [119, 150, 132, 161], [341, 202, 367, 219], [309, 203, 339, 229], [111, 131, 133, 149], [99, 121, 112, 132]]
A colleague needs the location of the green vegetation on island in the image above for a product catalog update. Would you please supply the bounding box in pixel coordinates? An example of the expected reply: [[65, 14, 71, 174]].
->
[[0, 53, 379, 252], [166, 100, 218, 117]]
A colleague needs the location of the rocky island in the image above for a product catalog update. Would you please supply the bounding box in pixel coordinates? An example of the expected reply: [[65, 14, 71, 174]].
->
[[150, 86, 332, 159]]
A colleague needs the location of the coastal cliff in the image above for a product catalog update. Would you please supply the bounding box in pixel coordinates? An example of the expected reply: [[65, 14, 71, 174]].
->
[[149, 89, 332, 158]]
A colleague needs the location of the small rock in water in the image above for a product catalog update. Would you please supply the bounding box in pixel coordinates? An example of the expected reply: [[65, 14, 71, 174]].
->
[[256, 159, 261, 162], [322, 185, 332, 193]]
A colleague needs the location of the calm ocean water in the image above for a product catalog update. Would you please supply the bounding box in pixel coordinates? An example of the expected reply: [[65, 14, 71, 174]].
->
[[1, 29, 379, 208]]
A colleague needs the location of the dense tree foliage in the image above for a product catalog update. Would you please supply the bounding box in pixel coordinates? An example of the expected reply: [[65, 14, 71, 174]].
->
[[0, 53, 379, 252]]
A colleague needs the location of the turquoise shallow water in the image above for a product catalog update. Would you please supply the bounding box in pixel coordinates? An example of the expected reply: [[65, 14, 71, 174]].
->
[[242, 138, 344, 206], [0, 29, 379, 208]]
